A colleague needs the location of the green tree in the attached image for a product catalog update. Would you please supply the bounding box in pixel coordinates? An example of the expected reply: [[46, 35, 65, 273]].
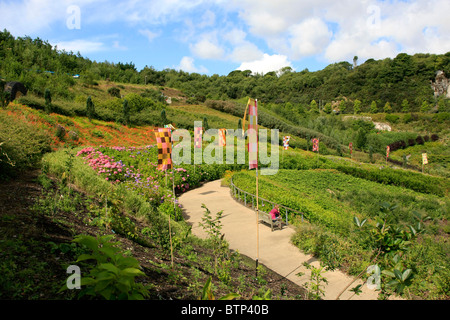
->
[[203, 117, 209, 131], [86, 96, 95, 121], [420, 101, 429, 113], [356, 128, 368, 150], [370, 101, 378, 114], [339, 100, 347, 114], [353, 56, 358, 69], [44, 88, 52, 114], [384, 101, 392, 113], [123, 99, 130, 127], [354, 99, 361, 114], [310, 100, 319, 114], [401, 99, 410, 112], [82, 71, 97, 87], [160, 109, 167, 125], [323, 102, 332, 114]]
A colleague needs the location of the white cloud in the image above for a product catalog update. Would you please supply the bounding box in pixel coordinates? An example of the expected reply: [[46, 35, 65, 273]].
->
[[138, 29, 161, 43], [236, 54, 293, 75], [229, 43, 264, 63], [0, 0, 66, 35], [52, 39, 105, 54], [231, 0, 316, 37], [190, 33, 225, 59], [88, 0, 207, 25], [230, 0, 450, 65], [2, 0, 450, 75], [223, 28, 264, 62], [176, 56, 208, 73], [198, 10, 216, 28], [289, 18, 332, 58], [223, 28, 247, 46], [112, 40, 127, 51], [321, 0, 450, 63]]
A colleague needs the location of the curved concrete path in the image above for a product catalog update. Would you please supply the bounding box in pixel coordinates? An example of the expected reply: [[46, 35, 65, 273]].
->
[[179, 179, 383, 300]]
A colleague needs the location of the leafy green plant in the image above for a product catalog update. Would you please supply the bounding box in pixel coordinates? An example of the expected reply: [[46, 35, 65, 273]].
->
[[380, 254, 414, 298], [199, 204, 229, 276], [252, 289, 272, 300], [338, 202, 420, 299], [300, 262, 328, 300], [68, 234, 149, 300], [201, 276, 239, 300]]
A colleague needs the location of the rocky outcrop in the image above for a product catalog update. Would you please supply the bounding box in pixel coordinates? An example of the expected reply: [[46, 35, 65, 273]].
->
[[373, 122, 392, 131], [431, 70, 450, 98]]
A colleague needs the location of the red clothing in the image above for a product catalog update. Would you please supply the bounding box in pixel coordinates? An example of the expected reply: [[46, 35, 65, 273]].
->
[[270, 208, 280, 220]]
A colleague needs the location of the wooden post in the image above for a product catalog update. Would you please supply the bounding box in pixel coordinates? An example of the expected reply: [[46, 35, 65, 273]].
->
[[169, 168, 174, 268], [256, 167, 259, 277], [168, 130, 174, 269]]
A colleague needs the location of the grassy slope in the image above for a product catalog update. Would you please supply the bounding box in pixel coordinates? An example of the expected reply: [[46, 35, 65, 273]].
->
[[2, 79, 449, 300]]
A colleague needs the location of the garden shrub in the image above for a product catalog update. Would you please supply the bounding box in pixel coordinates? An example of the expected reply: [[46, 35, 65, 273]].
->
[[107, 87, 121, 98], [385, 114, 400, 123], [0, 112, 52, 177]]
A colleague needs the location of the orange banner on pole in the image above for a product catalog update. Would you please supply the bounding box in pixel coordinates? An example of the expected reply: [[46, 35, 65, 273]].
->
[[422, 153, 428, 165], [154, 128, 173, 171], [283, 136, 291, 150], [218, 128, 226, 147], [194, 127, 203, 149], [248, 99, 258, 170], [312, 138, 319, 152]]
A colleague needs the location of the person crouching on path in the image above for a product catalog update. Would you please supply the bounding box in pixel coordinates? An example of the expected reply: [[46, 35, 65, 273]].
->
[[270, 205, 281, 224]]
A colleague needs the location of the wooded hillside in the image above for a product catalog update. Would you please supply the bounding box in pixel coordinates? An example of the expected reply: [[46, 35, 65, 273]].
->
[[2, 29, 450, 114]]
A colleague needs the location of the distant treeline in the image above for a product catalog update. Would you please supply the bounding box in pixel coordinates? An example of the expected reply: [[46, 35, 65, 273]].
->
[[2, 29, 450, 113]]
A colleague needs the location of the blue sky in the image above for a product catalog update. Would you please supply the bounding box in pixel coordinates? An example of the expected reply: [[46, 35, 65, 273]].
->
[[1, 0, 450, 76]]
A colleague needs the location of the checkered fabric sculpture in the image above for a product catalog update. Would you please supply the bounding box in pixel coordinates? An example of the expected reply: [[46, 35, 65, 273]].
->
[[154, 127, 173, 170], [194, 127, 203, 149]]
